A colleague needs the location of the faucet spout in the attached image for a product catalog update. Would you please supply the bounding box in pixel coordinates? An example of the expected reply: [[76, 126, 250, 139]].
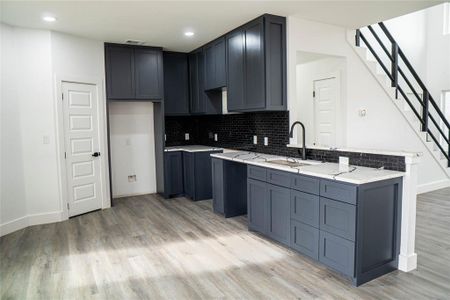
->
[[289, 121, 307, 160]]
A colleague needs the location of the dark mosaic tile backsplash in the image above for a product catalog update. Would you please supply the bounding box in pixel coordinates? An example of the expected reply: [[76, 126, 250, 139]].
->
[[165, 111, 406, 172]]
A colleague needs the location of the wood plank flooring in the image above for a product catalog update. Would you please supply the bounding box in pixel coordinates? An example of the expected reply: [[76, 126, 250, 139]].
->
[[1, 187, 449, 299]]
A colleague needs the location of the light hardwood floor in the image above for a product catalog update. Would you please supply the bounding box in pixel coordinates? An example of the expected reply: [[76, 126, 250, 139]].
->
[[1, 187, 449, 299]]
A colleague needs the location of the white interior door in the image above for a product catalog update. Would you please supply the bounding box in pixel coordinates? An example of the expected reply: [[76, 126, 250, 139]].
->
[[313, 77, 338, 147], [62, 82, 103, 217]]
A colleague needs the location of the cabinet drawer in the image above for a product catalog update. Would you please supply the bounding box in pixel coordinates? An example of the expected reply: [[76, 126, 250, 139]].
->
[[319, 231, 355, 277], [267, 169, 291, 188], [291, 220, 319, 260], [291, 174, 320, 195], [291, 190, 319, 227], [320, 180, 357, 205], [320, 198, 356, 241], [248, 165, 267, 181]]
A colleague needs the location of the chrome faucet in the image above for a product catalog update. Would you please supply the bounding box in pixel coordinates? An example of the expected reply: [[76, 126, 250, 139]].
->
[[289, 121, 306, 160]]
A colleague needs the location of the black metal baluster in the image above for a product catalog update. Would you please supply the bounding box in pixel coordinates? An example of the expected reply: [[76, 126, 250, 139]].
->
[[355, 29, 361, 47], [422, 90, 429, 132], [391, 42, 398, 99]]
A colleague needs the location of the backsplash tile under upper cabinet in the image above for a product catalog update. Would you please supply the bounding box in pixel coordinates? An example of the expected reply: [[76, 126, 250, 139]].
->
[[165, 112, 406, 172]]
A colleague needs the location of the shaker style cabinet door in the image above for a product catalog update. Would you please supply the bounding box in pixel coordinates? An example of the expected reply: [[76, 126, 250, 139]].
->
[[105, 45, 135, 99]]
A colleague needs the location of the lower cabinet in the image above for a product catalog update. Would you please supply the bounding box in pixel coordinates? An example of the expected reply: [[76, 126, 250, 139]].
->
[[164, 150, 221, 200], [244, 164, 402, 286], [247, 179, 290, 246], [247, 178, 268, 233], [319, 231, 355, 277], [164, 151, 184, 197], [267, 184, 291, 246], [213, 159, 248, 217], [291, 220, 319, 260]]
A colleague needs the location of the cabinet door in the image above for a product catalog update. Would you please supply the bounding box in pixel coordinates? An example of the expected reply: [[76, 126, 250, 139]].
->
[[291, 190, 320, 228], [244, 18, 265, 110], [267, 184, 291, 245], [164, 152, 184, 196], [247, 179, 267, 233], [319, 231, 355, 277], [291, 220, 319, 260], [226, 30, 245, 111], [211, 158, 224, 214], [163, 52, 189, 115], [134, 48, 163, 100], [204, 43, 216, 90], [214, 37, 226, 88], [189, 50, 206, 114], [205, 37, 226, 90], [105, 45, 135, 99], [183, 152, 195, 199]]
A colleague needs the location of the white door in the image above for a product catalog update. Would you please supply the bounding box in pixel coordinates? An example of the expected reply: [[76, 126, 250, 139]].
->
[[313, 77, 338, 147], [62, 82, 103, 217]]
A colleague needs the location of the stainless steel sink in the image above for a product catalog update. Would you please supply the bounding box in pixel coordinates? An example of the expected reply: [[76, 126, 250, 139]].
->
[[265, 159, 309, 168]]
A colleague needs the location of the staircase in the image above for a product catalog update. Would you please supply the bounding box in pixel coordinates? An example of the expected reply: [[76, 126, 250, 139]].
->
[[348, 22, 450, 177]]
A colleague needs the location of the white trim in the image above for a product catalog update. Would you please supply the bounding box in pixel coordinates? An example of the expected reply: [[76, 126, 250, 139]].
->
[[0, 211, 62, 237], [398, 253, 418, 272], [53, 74, 111, 222], [417, 178, 450, 194], [113, 192, 155, 199]]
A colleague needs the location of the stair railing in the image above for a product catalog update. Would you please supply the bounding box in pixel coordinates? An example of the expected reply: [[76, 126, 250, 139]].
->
[[356, 22, 450, 167]]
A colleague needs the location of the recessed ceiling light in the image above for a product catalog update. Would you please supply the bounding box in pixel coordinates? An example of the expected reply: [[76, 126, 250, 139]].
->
[[184, 31, 194, 37], [42, 15, 57, 22]]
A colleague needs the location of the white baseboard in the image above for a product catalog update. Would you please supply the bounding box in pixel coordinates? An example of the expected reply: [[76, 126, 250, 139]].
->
[[0, 211, 63, 237], [417, 179, 450, 194], [113, 191, 156, 199], [398, 253, 417, 272]]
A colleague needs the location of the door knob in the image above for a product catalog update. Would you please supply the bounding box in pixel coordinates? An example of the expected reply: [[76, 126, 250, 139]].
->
[[92, 152, 101, 157]]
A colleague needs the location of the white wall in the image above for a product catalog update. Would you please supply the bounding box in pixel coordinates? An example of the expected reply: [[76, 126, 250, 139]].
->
[[295, 55, 346, 147], [287, 16, 448, 189], [109, 102, 157, 198], [0, 24, 61, 234], [0, 24, 109, 236]]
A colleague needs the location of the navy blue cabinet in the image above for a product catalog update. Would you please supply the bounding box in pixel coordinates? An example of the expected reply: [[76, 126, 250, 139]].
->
[[212, 159, 248, 217], [164, 151, 184, 197], [247, 178, 268, 233], [163, 52, 190, 115], [105, 43, 163, 100], [183, 151, 222, 201], [204, 37, 226, 90], [225, 14, 286, 112], [188, 49, 222, 115], [240, 164, 403, 286], [267, 184, 291, 246]]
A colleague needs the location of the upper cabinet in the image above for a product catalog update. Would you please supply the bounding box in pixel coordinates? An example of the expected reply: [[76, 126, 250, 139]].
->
[[189, 49, 222, 115], [163, 52, 190, 115], [226, 14, 286, 112], [105, 43, 163, 101], [204, 37, 226, 91]]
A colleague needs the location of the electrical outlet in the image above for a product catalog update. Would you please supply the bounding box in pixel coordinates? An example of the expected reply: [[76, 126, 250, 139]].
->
[[128, 175, 137, 182], [214, 133, 218, 141], [185, 133, 190, 140], [339, 156, 349, 166], [253, 135, 258, 144], [164, 134, 167, 141], [264, 137, 268, 146]]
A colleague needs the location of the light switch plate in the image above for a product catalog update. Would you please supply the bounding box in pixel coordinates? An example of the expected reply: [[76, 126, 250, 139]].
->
[[185, 133, 190, 140], [214, 133, 218, 141], [43, 135, 50, 145], [264, 137, 268, 146], [339, 156, 349, 166], [253, 135, 257, 144]]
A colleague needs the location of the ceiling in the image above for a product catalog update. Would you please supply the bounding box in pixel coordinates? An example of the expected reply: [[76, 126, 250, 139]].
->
[[0, 1, 443, 52]]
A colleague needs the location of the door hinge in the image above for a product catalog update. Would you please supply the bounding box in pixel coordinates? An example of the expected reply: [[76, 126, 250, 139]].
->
[[62, 93, 64, 100], [67, 203, 70, 210], [313, 91, 316, 98], [64, 152, 67, 159]]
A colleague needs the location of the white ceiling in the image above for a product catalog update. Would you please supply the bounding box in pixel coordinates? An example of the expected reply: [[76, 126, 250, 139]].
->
[[0, 1, 443, 52]]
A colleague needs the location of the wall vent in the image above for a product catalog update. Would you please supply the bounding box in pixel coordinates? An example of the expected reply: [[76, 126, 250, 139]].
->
[[125, 40, 145, 45]]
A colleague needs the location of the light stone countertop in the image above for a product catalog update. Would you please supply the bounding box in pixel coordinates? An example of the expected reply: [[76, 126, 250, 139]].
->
[[164, 145, 223, 153], [210, 151, 405, 185]]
